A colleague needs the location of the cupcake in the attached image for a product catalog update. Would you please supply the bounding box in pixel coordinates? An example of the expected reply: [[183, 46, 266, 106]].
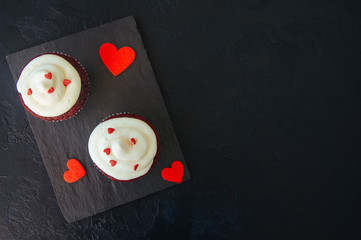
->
[[16, 53, 89, 121], [88, 114, 160, 182]]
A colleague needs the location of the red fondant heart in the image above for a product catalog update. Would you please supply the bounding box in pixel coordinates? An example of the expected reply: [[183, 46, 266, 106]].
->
[[47, 87, 54, 94], [63, 159, 86, 183], [27, 88, 32, 95], [161, 161, 184, 183], [45, 72, 52, 79], [109, 160, 117, 166], [103, 148, 111, 155], [99, 43, 135, 76], [63, 79, 71, 86], [108, 128, 115, 134]]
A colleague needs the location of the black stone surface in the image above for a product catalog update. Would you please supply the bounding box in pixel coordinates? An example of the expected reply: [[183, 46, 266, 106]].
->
[[1, 0, 361, 239], [6, 16, 190, 223]]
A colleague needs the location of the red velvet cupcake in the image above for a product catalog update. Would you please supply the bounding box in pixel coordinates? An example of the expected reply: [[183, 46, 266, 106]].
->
[[16, 53, 89, 121], [88, 113, 160, 182]]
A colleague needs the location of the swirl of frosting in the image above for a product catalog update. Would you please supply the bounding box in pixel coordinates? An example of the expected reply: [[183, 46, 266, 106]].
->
[[88, 117, 158, 181], [16, 54, 81, 117]]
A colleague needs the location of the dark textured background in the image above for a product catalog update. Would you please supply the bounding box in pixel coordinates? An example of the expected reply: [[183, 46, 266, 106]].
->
[[1, 0, 361, 239]]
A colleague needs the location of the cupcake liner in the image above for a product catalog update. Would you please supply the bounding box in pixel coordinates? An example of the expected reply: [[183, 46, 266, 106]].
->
[[18, 52, 90, 122], [91, 112, 161, 182]]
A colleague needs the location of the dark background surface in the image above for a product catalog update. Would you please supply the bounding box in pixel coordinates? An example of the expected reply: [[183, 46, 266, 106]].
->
[[1, 0, 361, 239]]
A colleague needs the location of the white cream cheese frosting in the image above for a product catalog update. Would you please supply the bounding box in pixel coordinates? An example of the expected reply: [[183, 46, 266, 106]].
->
[[16, 54, 81, 117], [88, 117, 158, 181]]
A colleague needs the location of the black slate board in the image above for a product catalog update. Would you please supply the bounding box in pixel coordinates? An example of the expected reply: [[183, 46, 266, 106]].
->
[[6, 16, 190, 223]]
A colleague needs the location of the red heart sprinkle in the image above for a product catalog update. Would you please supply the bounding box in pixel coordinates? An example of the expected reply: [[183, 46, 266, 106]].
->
[[108, 128, 114, 134], [63, 79, 71, 86], [63, 159, 86, 183], [161, 161, 184, 183], [99, 43, 136, 76], [134, 164, 139, 171], [47, 87, 54, 93], [103, 148, 111, 155], [130, 138, 136, 144], [44, 72, 52, 79], [27, 88, 32, 95], [109, 160, 117, 166]]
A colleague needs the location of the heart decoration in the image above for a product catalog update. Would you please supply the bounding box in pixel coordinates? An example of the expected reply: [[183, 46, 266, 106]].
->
[[63, 79, 71, 86], [44, 72, 52, 79], [161, 161, 184, 183], [109, 160, 117, 167], [63, 159, 86, 183], [99, 43, 135, 76], [103, 148, 111, 155]]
